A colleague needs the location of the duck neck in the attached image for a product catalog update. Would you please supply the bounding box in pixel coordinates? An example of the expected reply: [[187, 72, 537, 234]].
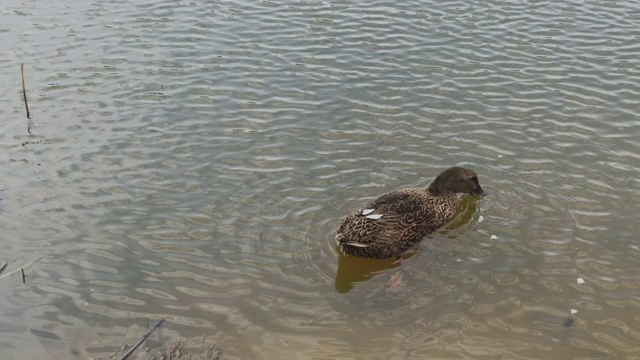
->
[[426, 181, 451, 196], [426, 170, 456, 196]]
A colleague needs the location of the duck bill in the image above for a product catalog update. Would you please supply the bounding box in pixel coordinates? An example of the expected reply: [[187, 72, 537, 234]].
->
[[471, 186, 487, 197]]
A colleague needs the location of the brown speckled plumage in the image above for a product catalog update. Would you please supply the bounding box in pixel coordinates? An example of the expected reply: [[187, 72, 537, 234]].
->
[[335, 167, 485, 259]]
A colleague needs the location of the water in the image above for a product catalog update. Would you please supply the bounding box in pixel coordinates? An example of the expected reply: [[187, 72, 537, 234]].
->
[[1, 0, 639, 358]]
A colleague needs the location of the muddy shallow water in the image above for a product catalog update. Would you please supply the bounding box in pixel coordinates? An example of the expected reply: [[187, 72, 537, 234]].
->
[[1, 0, 639, 359]]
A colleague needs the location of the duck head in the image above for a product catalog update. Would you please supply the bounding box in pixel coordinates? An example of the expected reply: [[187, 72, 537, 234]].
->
[[434, 166, 486, 196]]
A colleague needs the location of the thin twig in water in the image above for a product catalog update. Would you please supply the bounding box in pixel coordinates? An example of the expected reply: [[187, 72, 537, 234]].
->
[[21, 268, 25, 284], [21, 64, 31, 123], [0, 262, 7, 274], [119, 319, 165, 360], [0, 256, 43, 281]]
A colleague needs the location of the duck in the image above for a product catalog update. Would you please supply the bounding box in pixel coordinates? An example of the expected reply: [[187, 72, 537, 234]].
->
[[335, 166, 486, 260]]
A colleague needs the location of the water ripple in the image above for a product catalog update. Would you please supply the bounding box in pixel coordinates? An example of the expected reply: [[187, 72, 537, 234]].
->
[[1, 0, 640, 358]]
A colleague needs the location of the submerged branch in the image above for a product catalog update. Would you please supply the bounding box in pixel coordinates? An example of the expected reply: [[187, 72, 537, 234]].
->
[[119, 319, 165, 360]]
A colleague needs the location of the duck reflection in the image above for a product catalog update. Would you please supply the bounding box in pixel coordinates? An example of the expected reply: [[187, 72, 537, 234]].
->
[[334, 250, 416, 293], [442, 193, 483, 234]]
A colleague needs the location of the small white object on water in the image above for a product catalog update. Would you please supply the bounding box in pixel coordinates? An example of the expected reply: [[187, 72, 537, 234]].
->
[[498, 154, 503, 158], [490, 235, 498, 240], [478, 215, 484, 223], [571, 309, 578, 315], [365, 214, 383, 220], [577, 277, 585, 284], [362, 209, 375, 215]]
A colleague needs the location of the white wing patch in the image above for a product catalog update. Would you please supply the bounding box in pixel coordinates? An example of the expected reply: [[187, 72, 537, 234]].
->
[[362, 209, 375, 215], [343, 242, 370, 248], [365, 214, 383, 220]]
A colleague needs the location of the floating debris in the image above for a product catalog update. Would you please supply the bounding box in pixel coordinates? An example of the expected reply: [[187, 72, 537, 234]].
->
[[478, 215, 484, 223], [577, 277, 585, 284], [490, 235, 498, 240], [563, 309, 579, 328], [563, 316, 575, 328]]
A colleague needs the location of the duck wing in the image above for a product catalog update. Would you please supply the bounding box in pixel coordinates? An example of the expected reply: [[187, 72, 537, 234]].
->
[[363, 191, 425, 215], [337, 190, 436, 254]]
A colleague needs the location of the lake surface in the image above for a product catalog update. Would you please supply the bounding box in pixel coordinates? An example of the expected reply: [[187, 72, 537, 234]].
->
[[1, 0, 640, 359]]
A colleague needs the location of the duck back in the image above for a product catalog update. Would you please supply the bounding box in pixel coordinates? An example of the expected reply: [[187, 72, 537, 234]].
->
[[335, 187, 459, 259]]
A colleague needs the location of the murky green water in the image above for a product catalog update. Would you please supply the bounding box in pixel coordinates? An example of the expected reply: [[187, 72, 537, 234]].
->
[[1, 0, 640, 359]]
